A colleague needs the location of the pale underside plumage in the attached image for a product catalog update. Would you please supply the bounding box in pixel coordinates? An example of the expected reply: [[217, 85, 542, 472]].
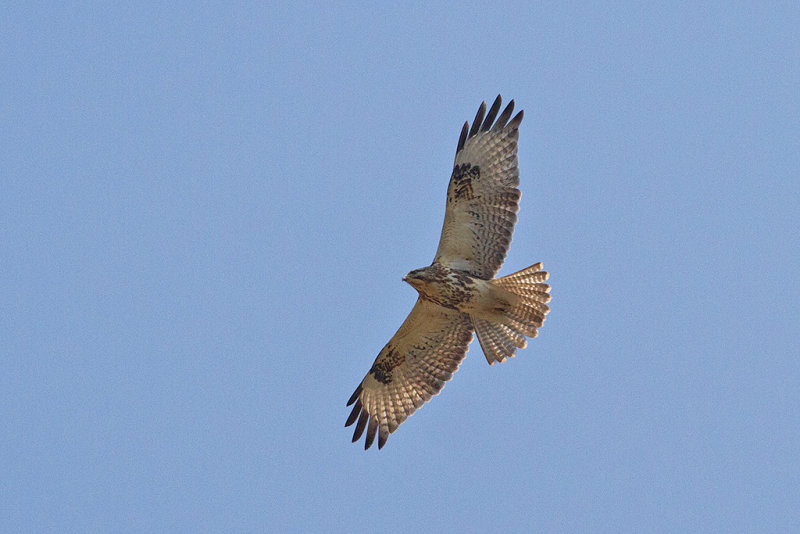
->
[[346, 96, 533, 450], [346, 298, 473, 450], [435, 96, 523, 279]]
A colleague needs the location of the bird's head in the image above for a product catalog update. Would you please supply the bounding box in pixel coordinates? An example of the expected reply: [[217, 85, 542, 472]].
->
[[402, 268, 429, 290]]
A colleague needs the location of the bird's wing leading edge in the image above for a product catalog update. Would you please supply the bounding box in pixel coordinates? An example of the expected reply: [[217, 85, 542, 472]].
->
[[434, 95, 524, 279], [345, 298, 473, 450]]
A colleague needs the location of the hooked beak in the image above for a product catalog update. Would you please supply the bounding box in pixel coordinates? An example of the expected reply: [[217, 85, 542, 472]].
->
[[403, 274, 422, 290]]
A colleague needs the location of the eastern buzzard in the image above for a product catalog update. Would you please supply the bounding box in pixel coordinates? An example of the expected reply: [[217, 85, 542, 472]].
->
[[346, 96, 551, 450]]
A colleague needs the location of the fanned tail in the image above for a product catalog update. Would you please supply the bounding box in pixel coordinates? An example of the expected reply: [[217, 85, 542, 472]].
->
[[473, 262, 551, 365]]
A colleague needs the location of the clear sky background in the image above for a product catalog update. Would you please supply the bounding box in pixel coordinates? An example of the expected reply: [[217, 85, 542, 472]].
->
[[3, 3, 799, 532]]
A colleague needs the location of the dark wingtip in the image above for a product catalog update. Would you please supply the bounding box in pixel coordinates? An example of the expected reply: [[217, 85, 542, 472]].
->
[[481, 95, 502, 132], [494, 99, 515, 130], [352, 410, 368, 442], [346, 385, 362, 406], [364, 417, 378, 450], [378, 427, 388, 449], [508, 109, 524, 129], [468, 101, 486, 138], [456, 121, 469, 153], [345, 399, 361, 427]]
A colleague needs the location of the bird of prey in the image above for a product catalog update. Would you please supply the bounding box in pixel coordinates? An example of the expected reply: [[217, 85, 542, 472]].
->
[[345, 95, 551, 450]]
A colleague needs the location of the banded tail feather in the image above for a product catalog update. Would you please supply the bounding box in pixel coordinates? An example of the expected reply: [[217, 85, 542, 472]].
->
[[473, 263, 551, 365]]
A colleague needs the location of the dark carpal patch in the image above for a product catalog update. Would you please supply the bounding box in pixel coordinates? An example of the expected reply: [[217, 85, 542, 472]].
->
[[369, 347, 404, 384], [450, 164, 480, 201]]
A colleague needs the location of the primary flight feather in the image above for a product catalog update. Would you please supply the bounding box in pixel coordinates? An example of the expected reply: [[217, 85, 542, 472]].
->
[[346, 96, 551, 450]]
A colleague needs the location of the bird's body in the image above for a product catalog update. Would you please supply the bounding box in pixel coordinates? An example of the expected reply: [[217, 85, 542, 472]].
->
[[404, 264, 539, 328], [346, 96, 551, 450], [403, 264, 484, 313]]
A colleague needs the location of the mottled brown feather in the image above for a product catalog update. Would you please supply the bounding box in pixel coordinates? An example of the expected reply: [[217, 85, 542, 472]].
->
[[345, 298, 473, 449], [346, 97, 550, 451], [434, 95, 524, 278]]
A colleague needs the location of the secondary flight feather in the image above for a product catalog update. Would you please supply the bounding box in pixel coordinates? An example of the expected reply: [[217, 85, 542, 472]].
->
[[346, 96, 551, 450]]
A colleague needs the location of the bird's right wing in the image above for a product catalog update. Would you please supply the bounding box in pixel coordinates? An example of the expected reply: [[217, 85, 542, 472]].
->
[[434, 95, 524, 279], [345, 298, 474, 450]]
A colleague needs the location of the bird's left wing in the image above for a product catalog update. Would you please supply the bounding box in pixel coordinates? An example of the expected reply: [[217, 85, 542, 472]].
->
[[346, 298, 474, 450]]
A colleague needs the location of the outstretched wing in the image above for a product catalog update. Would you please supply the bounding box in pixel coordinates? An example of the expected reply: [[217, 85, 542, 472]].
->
[[434, 95, 524, 279], [345, 298, 473, 450]]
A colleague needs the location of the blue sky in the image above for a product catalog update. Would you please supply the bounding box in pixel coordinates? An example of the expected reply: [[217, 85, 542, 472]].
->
[[3, 2, 799, 532]]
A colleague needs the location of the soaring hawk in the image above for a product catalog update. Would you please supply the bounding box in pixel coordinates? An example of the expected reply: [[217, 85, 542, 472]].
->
[[346, 96, 551, 450]]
